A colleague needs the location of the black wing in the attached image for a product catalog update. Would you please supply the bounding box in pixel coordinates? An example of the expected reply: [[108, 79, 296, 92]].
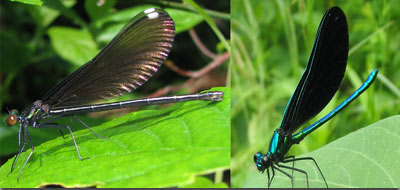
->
[[42, 8, 175, 107], [280, 7, 348, 133]]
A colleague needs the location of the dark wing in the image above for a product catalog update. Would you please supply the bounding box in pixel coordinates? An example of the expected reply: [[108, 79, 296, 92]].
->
[[42, 8, 175, 107], [279, 7, 348, 133]]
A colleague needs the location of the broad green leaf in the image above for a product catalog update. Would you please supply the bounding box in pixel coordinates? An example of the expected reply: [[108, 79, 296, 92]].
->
[[41, 0, 86, 27], [48, 27, 98, 66], [0, 115, 108, 156], [28, 0, 76, 28], [0, 115, 58, 156], [9, 0, 43, 6], [179, 176, 228, 188], [0, 31, 33, 73], [96, 23, 126, 44], [94, 5, 155, 44], [93, 5, 155, 28], [95, 6, 204, 44], [165, 8, 203, 34], [0, 87, 230, 188], [84, 0, 116, 21], [242, 115, 400, 188]]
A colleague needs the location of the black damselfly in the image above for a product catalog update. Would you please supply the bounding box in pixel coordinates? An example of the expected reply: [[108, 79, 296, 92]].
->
[[5, 8, 224, 181], [253, 6, 378, 188]]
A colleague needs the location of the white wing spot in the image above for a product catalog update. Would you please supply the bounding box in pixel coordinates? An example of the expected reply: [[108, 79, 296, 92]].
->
[[144, 8, 155, 14], [147, 12, 159, 19]]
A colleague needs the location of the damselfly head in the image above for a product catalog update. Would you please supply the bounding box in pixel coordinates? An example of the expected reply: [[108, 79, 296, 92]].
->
[[6, 109, 19, 127], [254, 152, 270, 172]]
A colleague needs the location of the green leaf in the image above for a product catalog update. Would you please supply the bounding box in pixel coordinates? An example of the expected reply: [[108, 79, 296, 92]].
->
[[165, 8, 203, 34], [48, 27, 98, 66], [95, 6, 204, 44], [93, 5, 155, 28], [95, 23, 125, 44], [0, 115, 58, 156], [42, 0, 86, 27], [0, 87, 230, 188], [0, 31, 33, 73], [94, 5, 155, 44], [179, 176, 228, 188], [84, 0, 116, 21], [0, 115, 109, 156], [9, 0, 43, 6], [242, 115, 400, 188], [28, 0, 76, 28]]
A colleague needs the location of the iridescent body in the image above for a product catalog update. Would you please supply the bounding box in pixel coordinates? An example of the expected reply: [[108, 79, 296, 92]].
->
[[253, 6, 378, 188]]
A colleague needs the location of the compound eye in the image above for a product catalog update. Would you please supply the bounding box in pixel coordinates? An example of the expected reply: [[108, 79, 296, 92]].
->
[[7, 114, 18, 126]]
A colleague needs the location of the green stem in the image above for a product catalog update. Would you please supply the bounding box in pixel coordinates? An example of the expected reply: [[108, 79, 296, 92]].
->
[[137, 0, 230, 20], [183, 0, 231, 53], [349, 21, 393, 56]]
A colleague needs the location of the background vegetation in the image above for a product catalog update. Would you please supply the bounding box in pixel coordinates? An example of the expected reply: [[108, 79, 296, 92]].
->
[[0, 0, 230, 187], [231, 0, 399, 187]]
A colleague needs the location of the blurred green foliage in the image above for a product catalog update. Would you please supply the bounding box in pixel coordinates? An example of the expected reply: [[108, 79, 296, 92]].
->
[[231, 0, 400, 187]]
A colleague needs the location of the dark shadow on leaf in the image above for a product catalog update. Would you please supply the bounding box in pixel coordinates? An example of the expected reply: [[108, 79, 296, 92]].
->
[[39, 183, 97, 188], [100, 101, 218, 137], [31, 101, 221, 172], [104, 109, 175, 134]]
